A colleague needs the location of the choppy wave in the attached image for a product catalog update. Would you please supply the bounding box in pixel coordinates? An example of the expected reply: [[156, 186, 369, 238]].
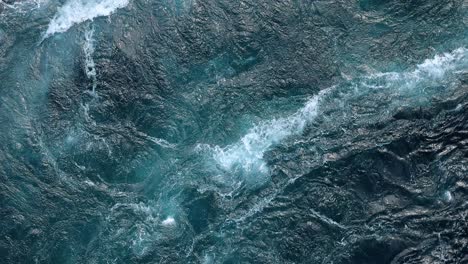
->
[[2, 0, 467, 261], [201, 47, 466, 184], [43, 0, 129, 39], [364, 47, 467, 89], [191, 48, 467, 262], [198, 93, 324, 182]]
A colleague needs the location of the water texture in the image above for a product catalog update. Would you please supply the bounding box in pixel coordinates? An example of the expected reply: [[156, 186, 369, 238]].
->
[[0, 0, 467, 263]]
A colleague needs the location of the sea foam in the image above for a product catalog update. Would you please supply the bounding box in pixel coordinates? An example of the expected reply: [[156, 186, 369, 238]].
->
[[43, 0, 129, 39], [367, 47, 467, 89], [201, 48, 466, 182], [162, 216, 176, 227], [83, 26, 97, 94], [200, 92, 325, 179]]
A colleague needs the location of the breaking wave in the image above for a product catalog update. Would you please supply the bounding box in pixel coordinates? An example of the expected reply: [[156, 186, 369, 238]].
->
[[43, 0, 129, 39], [201, 47, 467, 183], [198, 93, 323, 182]]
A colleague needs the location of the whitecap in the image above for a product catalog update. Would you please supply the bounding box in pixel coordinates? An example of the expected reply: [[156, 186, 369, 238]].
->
[[200, 47, 466, 183], [43, 0, 129, 39], [83, 26, 98, 95], [162, 216, 176, 227], [201, 91, 324, 179], [368, 47, 467, 90]]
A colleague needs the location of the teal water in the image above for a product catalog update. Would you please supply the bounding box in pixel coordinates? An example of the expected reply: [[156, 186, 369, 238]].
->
[[1, 0, 467, 263]]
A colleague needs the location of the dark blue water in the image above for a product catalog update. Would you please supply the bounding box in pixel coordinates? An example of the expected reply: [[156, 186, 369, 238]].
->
[[1, 0, 467, 263]]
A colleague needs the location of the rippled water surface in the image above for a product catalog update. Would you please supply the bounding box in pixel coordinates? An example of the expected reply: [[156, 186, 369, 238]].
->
[[1, 0, 467, 263]]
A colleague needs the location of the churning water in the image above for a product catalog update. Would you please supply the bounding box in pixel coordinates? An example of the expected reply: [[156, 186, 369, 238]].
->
[[1, 0, 467, 263]]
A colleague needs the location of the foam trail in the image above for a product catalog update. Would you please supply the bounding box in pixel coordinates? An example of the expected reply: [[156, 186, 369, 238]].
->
[[83, 26, 97, 95], [364, 47, 467, 89], [201, 47, 466, 182], [411, 47, 466, 79], [201, 91, 326, 178], [43, 0, 129, 39]]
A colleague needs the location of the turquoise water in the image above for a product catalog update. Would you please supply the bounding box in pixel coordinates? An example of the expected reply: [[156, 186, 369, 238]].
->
[[0, 0, 467, 263]]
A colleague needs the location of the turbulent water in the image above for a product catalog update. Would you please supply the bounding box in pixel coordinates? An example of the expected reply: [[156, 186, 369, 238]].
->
[[1, 0, 467, 263]]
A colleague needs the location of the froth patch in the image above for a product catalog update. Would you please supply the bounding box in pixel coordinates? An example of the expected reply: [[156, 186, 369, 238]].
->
[[83, 26, 98, 95], [201, 93, 323, 180], [199, 47, 467, 185], [43, 0, 129, 39], [162, 216, 176, 226], [415, 47, 466, 78], [369, 47, 467, 89]]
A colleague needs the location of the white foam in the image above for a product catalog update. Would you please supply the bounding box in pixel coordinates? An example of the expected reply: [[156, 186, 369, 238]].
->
[[200, 48, 467, 183], [202, 92, 325, 177], [369, 47, 467, 89], [83, 26, 97, 94], [413, 48, 466, 79], [162, 216, 176, 226], [43, 0, 129, 39]]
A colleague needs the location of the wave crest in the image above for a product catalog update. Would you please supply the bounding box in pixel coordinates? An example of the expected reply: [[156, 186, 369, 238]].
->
[[43, 0, 129, 39]]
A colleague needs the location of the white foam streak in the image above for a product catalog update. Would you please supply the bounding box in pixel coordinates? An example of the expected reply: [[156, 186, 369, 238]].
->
[[414, 48, 466, 79], [83, 26, 97, 94], [205, 92, 324, 177], [202, 47, 466, 181], [369, 47, 467, 88], [43, 0, 129, 39]]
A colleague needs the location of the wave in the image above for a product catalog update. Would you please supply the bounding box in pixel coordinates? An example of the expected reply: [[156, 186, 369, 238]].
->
[[43, 0, 129, 39], [198, 92, 325, 183], [363, 47, 466, 89], [200, 48, 467, 184]]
